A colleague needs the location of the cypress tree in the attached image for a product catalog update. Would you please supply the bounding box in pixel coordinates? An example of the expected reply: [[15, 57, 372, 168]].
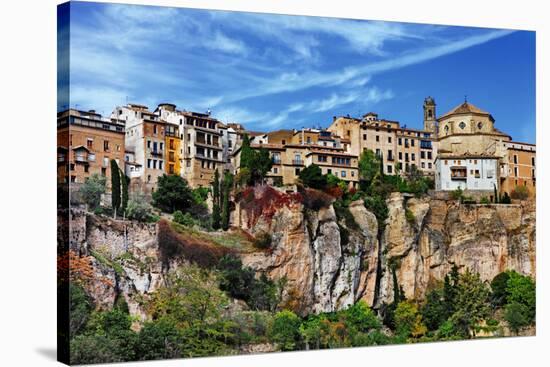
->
[[493, 184, 499, 204], [221, 171, 233, 231], [121, 171, 129, 217], [212, 170, 221, 229], [110, 159, 121, 218], [240, 134, 254, 171]]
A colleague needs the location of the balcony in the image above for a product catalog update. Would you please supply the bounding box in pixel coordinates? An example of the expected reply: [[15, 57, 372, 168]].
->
[[150, 150, 163, 157], [387, 155, 394, 161], [74, 154, 89, 164], [450, 167, 467, 180], [272, 158, 281, 164], [292, 159, 304, 166]]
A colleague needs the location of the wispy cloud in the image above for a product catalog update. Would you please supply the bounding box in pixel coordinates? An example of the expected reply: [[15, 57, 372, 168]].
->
[[67, 2, 517, 131]]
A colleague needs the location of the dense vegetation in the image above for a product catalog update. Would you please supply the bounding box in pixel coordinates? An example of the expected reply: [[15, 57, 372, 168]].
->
[[69, 258, 535, 364]]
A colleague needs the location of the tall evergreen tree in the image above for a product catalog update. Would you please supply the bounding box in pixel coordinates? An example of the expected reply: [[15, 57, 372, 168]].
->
[[121, 172, 129, 217], [110, 159, 121, 218], [240, 134, 254, 170], [212, 170, 221, 229], [221, 171, 233, 231]]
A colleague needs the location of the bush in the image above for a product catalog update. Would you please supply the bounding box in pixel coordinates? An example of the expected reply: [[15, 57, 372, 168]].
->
[[301, 188, 333, 210], [504, 302, 530, 334], [480, 196, 490, 204], [298, 164, 327, 189], [500, 191, 512, 204], [79, 174, 106, 210], [405, 208, 415, 225], [450, 187, 464, 201], [253, 231, 272, 249], [510, 185, 529, 200], [172, 210, 197, 227], [269, 310, 302, 351], [125, 193, 153, 221]]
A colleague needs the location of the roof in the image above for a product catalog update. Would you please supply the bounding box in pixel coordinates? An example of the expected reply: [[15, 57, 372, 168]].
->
[[72, 145, 90, 152], [436, 152, 499, 160], [439, 102, 492, 120]]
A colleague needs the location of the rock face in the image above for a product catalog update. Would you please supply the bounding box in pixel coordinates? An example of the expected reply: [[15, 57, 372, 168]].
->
[[65, 187, 535, 321], [238, 186, 379, 315], [376, 193, 536, 306]]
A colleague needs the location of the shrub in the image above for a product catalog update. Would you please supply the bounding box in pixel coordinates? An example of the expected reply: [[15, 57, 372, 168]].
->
[[480, 196, 490, 204], [125, 193, 153, 222], [510, 185, 529, 200], [79, 174, 106, 210], [504, 302, 530, 334], [501, 191, 512, 204], [269, 310, 302, 351], [253, 231, 272, 249], [450, 187, 464, 201], [172, 210, 196, 227], [405, 208, 415, 226], [364, 195, 388, 230], [298, 164, 327, 189]]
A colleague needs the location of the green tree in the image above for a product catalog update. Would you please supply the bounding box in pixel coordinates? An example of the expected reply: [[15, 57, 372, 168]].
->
[[136, 318, 183, 361], [394, 301, 427, 338], [69, 283, 92, 338], [490, 271, 511, 308], [121, 173, 129, 216], [269, 310, 302, 351], [79, 173, 106, 210], [493, 184, 499, 203], [255, 147, 274, 183], [504, 302, 530, 335], [450, 269, 491, 338], [221, 171, 233, 230], [211, 170, 221, 229], [358, 149, 382, 188], [421, 287, 448, 331], [506, 271, 536, 323], [152, 174, 193, 213], [344, 300, 381, 332], [298, 164, 327, 189], [110, 159, 121, 218], [239, 134, 254, 172]]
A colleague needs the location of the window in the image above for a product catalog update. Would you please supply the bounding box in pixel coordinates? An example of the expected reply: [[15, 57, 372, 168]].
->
[[363, 134, 367, 141], [388, 150, 393, 160], [421, 151, 425, 159], [307, 137, 312, 144], [295, 168, 300, 175], [87, 138, 93, 149], [84, 166, 89, 173], [282, 139, 286, 145], [532, 157, 535, 166], [399, 152, 403, 160], [475, 169, 480, 178], [147, 140, 151, 149], [411, 153, 415, 161], [103, 140, 109, 151], [101, 167, 106, 176], [444, 125, 449, 134], [170, 139, 175, 150], [70, 163, 75, 171], [159, 161, 164, 170], [387, 165, 393, 173], [318, 155, 327, 162], [147, 175, 151, 183], [351, 171, 355, 177], [388, 136, 392, 143], [341, 171, 346, 178], [411, 139, 415, 147], [428, 152, 432, 160], [153, 125, 157, 134], [376, 135, 380, 142], [405, 153, 409, 161], [273, 167, 278, 174], [514, 155, 518, 164], [327, 169, 332, 174], [428, 163, 432, 169], [70, 175, 76, 183], [103, 157, 109, 167], [421, 162, 425, 168], [459, 121, 466, 129], [376, 149, 381, 157], [398, 138, 402, 145], [514, 167, 518, 177], [153, 160, 157, 169], [160, 142, 164, 151], [153, 142, 158, 152], [444, 160, 448, 165]]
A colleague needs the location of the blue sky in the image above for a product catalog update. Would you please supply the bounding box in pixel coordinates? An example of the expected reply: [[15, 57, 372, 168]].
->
[[60, 1, 536, 143]]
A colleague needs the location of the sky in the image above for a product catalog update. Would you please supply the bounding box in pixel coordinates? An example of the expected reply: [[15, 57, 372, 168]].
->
[[59, 1, 536, 143]]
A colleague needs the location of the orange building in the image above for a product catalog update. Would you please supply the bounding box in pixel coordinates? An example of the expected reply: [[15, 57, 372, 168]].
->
[[500, 141, 536, 197]]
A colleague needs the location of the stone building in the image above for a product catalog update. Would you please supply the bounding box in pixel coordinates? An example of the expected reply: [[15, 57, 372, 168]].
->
[[57, 109, 125, 190]]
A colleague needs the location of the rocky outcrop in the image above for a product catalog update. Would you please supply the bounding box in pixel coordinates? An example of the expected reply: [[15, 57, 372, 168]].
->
[[376, 193, 535, 306], [239, 186, 379, 316]]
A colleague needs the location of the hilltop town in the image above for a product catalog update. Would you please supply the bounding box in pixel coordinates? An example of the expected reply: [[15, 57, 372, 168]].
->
[[58, 97, 536, 202]]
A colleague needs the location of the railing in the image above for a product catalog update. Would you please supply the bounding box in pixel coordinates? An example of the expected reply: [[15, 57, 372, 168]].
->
[[150, 150, 163, 157], [292, 160, 304, 166], [272, 158, 281, 164]]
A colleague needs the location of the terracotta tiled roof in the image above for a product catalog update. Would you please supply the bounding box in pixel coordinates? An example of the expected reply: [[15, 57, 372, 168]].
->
[[439, 102, 490, 119]]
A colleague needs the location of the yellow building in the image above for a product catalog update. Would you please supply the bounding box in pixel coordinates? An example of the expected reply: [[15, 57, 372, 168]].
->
[[165, 122, 182, 176]]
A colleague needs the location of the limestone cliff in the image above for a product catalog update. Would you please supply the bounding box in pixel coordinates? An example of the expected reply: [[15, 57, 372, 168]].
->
[[376, 193, 536, 306], [64, 187, 535, 321]]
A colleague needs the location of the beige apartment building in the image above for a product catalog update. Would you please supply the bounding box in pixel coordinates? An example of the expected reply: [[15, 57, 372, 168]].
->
[[327, 98, 438, 177]]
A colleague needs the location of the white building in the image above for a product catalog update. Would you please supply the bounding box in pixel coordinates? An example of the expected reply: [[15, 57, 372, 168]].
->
[[435, 154, 499, 192]]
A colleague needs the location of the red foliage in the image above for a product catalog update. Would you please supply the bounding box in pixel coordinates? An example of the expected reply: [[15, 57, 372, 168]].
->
[[302, 188, 334, 210], [239, 186, 302, 228], [326, 186, 344, 199], [348, 187, 357, 196]]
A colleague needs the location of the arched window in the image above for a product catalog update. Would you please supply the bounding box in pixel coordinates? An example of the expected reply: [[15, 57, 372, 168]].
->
[[477, 121, 483, 130], [459, 121, 466, 130], [444, 125, 449, 134]]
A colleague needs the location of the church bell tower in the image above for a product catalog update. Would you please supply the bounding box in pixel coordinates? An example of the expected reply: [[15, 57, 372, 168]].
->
[[423, 96, 437, 132]]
